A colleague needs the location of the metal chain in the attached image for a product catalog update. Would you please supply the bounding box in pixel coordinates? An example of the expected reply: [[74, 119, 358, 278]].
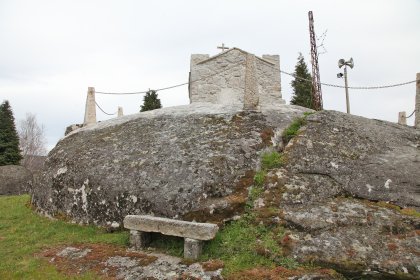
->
[[406, 110, 416, 118], [96, 60, 245, 95], [95, 101, 117, 115], [279, 69, 417, 90], [95, 59, 417, 94]]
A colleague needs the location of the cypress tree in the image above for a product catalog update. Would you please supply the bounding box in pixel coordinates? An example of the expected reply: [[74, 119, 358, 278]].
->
[[290, 53, 314, 109], [0, 100, 22, 165], [140, 90, 162, 112]]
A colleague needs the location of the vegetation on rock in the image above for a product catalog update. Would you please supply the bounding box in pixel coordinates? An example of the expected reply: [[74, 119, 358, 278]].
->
[[0, 100, 22, 165], [282, 116, 307, 144], [261, 151, 284, 170]]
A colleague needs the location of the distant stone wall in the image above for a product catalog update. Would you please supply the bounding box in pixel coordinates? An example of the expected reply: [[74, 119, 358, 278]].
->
[[0, 165, 32, 195], [189, 48, 283, 108]]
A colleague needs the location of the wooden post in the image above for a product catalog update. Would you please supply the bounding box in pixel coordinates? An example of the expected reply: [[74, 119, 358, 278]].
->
[[415, 73, 420, 128], [398, 112, 406, 125], [83, 87, 96, 126]]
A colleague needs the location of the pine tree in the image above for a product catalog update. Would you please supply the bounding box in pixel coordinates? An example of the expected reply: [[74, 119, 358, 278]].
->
[[140, 90, 162, 112], [0, 100, 22, 165], [290, 53, 314, 109]]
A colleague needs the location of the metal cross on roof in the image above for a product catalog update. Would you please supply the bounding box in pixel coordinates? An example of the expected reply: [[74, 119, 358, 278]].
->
[[217, 43, 229, 52]]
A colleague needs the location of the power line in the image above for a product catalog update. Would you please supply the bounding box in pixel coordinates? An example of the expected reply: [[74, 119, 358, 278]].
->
[[95, 101, 117, 115]]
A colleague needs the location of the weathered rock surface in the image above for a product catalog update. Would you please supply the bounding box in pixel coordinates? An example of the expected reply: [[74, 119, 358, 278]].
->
[[31, 103, 308, 227], [286, 111, 420, 209], [258, 111, 420, 279], [42, 244, 224, 280], [0, 165, 32, 195], [33, 106, 420, 279]]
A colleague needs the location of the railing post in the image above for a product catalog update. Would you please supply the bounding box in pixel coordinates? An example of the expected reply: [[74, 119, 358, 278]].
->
[[398, 112, 406, 125], [83, 87, 96, 126]]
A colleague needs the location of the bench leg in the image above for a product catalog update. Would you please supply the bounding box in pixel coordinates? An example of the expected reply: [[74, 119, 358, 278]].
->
[[184, 238, 203, 260], [130, 230, 151, 250]]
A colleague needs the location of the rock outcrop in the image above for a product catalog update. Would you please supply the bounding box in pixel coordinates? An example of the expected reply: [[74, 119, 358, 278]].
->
[[31, 103, 308, 227], [32, 105, 420, 279], [257, 111, 420, 279], [0, 165, 32, 195]]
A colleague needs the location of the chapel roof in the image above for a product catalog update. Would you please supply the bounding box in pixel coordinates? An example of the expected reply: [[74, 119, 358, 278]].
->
[[196, 47, 276, 66]]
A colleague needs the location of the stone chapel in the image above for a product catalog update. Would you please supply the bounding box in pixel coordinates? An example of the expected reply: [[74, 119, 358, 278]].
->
[[189, 47, 285, 109]]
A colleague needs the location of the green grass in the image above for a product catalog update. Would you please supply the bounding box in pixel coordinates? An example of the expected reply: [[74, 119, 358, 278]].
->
[[282, 116, 307, 144], [0, 195, 128, 279], [201, 217, 298, 275], [149, 233, 184, 257], [253, 170, 267, 187], [261, 151, 284, 170]]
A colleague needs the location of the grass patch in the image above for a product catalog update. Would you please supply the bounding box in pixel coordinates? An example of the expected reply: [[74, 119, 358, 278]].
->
[[261, 151, 284, 170], [148, 233, 184, 257], [282, 117, 306, 144], [375, 201, 420, 218], [0, 195, 128, 279], [399, 208, 420, 218], [200, 158, 299, 276], [201, 218, 298, 275], [253, 170, 266, 187]]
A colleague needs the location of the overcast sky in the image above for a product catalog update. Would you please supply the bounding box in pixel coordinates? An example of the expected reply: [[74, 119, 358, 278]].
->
[[1, 0, 419, 151]]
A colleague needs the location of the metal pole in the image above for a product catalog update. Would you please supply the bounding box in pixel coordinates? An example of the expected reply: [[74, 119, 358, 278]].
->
[[415, 72, 420, 128], [344, 66, 350, 114]]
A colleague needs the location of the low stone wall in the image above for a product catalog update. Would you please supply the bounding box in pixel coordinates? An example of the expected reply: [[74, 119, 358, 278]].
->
[[0, 165, 32, 195]]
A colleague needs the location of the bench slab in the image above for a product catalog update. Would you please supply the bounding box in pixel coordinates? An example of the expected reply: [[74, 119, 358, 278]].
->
[[124, 215, 219, 241]]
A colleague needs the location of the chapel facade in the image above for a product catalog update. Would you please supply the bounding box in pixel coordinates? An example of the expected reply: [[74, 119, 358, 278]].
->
[[189, 48, 284, 109]]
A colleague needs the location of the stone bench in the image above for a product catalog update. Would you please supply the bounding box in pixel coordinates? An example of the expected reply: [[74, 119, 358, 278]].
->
[[123, 215, 219, 259]]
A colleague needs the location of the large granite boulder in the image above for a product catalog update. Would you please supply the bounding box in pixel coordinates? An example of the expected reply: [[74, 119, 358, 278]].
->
[[257, 110, 420, 279], [31, 103, 308, 227], [32, 105, 420, 278], [0, 165, 33, 195]]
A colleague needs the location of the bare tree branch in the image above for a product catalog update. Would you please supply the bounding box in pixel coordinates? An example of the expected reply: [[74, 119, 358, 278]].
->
[[18, 113, 47, 169]]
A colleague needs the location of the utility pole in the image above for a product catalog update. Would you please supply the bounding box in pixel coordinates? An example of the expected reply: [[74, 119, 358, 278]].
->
[[338, 58, 354, 114], [344, 66, 350, 114], [308, 11, 323, 111], [415, 73, 420, 128]]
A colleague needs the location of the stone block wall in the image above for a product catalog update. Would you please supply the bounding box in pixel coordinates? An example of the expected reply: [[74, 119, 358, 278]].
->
[[189, 50, 246, 105], [258, 55, 282, 105], [189, 48, 284, 107]]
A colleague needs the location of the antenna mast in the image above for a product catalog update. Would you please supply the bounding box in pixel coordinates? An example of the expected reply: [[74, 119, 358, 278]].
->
[[308, 11, 323, 110]]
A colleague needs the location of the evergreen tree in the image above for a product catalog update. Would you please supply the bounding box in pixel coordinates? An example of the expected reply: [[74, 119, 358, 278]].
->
[[140, 90, 162, 112], [0, 100, 22, 165], [290, 53, 314, 109]]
